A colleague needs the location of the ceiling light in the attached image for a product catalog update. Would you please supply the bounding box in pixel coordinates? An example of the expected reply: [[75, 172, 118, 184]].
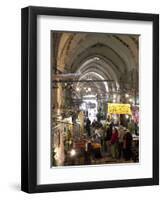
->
[[94, 57, 100, 61], [76, 87, 80, 91]]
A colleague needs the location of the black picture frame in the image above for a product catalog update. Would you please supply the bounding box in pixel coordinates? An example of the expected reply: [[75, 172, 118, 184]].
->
[[21, 6, 159, 193]]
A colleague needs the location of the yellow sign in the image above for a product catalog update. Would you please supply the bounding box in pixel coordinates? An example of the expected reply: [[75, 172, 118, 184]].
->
[[108, 103, 132, 114]]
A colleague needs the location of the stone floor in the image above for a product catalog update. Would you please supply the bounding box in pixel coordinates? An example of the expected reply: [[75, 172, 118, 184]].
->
[[64, 150, 138, 166]]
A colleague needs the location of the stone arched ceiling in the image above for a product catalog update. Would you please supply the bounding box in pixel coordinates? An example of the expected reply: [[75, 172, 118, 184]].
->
[[52, 31, 139, 93]]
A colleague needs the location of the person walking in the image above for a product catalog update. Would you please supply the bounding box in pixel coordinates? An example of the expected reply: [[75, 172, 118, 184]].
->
[[84, 140, 92, 165], [105, 120, 113, 154], [111, 128, 119, 159], [123, 131, 133, 161], [86, 117, 91, 137], [118, 126, 125, 159]]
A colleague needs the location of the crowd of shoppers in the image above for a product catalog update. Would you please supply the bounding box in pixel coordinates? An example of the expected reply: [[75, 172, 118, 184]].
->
[[85, 117, 134, 161]]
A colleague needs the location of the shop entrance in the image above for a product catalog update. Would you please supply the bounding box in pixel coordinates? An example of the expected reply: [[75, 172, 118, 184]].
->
[[80, 95, 98, 123]]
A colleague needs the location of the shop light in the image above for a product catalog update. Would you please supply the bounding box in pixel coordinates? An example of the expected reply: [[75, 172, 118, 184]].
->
[[70, 149, 76, 157], [58, 116, 62, 120], [125, 115, 129, 119], [88, 87, 91, 92], [113, 94, 116, 99], [129, 98, 133, 103], [113, 115, 117, 120], [125, 93, 129, 98]]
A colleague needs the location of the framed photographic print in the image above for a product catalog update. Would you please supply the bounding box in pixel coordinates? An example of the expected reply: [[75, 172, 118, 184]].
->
[[21, 6, 159, 193]]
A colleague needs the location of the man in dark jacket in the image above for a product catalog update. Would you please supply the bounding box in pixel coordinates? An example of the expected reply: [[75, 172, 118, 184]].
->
[[86, 118, 91, 137]]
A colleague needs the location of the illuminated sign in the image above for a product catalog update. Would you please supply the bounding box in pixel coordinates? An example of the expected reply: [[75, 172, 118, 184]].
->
[[108, 103, 132, 114]]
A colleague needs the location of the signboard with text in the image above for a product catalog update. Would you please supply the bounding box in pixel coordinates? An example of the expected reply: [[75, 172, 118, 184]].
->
[[108, 103, 132, 114]]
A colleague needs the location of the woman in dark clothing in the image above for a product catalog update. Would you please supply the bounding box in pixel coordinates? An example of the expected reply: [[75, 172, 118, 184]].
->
[[111, 128, 119, 159], [123, 131, 133, 160], [105, 121, 113, 154]]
